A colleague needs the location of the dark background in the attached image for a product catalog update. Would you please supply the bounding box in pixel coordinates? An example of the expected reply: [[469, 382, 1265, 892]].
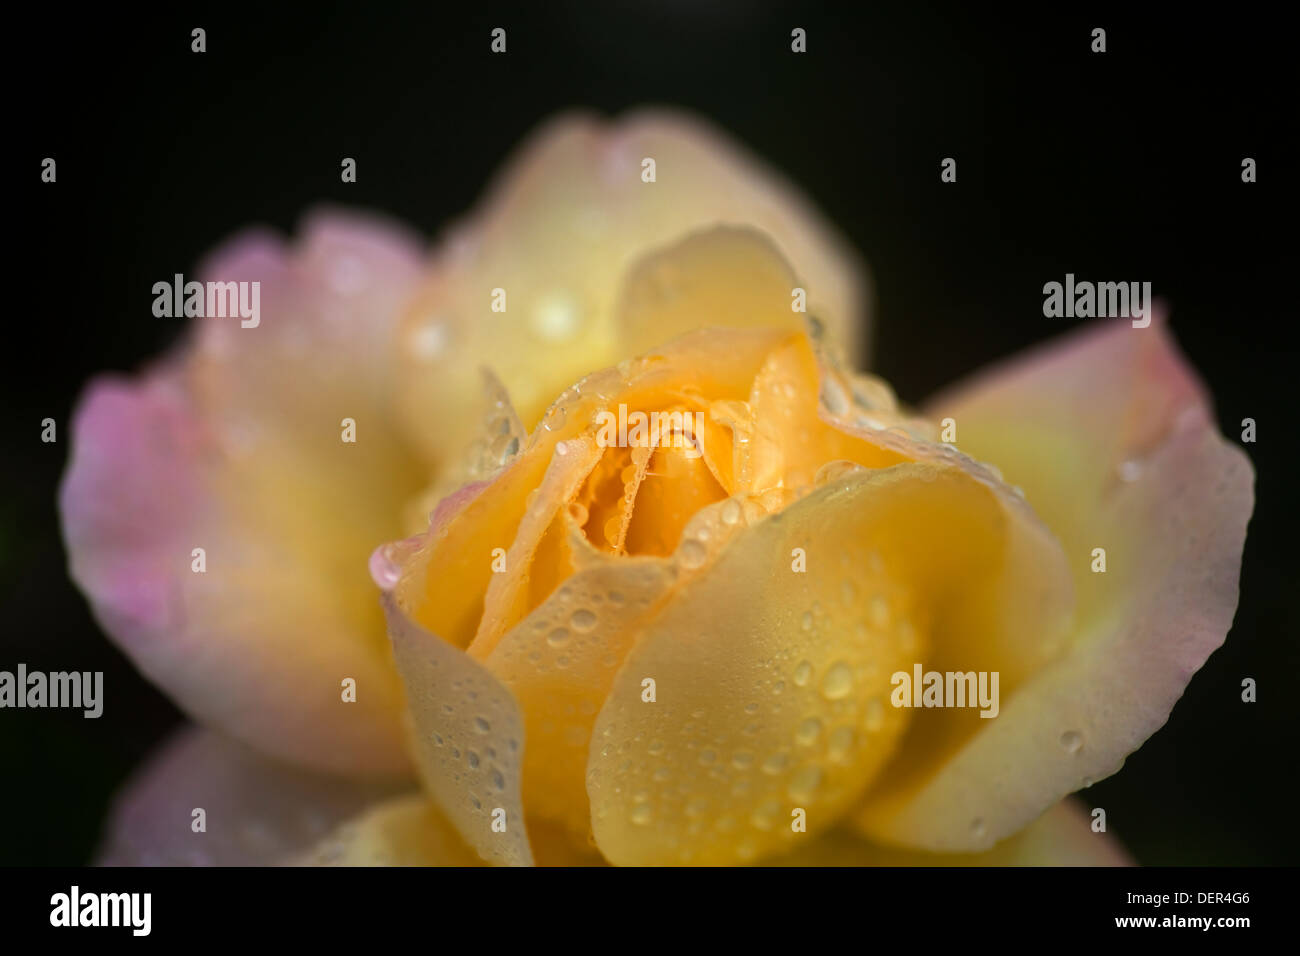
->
[[4, 3, 1294, 865]]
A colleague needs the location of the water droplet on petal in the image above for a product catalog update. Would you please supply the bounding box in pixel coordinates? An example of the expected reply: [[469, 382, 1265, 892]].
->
[[863, 697, 885, 732], [820, 661, 853, 700], [720, 499, 743, 526], [794, 717, 822, 747], [678, 539, 707, 569], [787, 766, 823, 801]]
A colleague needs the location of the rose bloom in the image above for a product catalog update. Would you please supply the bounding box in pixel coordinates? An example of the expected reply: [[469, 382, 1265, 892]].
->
[[61, 111, 1253, 867]]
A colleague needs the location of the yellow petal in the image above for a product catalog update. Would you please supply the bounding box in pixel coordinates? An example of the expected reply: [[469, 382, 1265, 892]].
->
[[394, 111, 867, 471], [586, 462, 1073, 865], [296, 794, 483, 866], [482, 498, 755, 847], [616, 226, 806, 356], [853, 316, 1253, 852], [383, 591, 533, 866], [765, 799, 1131, 866]]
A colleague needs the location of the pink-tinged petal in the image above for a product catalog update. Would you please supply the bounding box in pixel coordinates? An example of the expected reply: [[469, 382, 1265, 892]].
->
[[60, 210, 432, 775], [98, 727, 405, 866], [851, 315, 1253, 851], [393, 109, 869, 471], [768, 799, 1131, 866]]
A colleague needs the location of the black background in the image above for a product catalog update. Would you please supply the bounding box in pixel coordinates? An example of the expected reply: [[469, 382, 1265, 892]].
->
[[3, 3, 1294, 865]]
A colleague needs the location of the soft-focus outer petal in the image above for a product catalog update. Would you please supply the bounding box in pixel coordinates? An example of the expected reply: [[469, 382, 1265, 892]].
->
[[767, 799, 1131, 866], [296, 794, 484, 866], [394, 110, 868, 470], [98, 727, 404, 866], [60, 210, 428, 775], [853, 316, 1253, 851]]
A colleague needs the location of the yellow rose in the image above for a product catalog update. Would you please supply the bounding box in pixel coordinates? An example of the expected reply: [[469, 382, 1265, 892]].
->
[[67, 111, 1251, 867]]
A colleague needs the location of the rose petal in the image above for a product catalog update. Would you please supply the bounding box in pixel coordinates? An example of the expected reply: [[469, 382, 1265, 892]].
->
[[382, 591, 533, 866], [852, 316, 1253, 851], [766, 799, 1131, 866], [616, 226, 806, 355], [394, 110, 868, 470], [586, 461, 1073, 866], [98, 727, 404, 866], [295, 794, 483, 866], [60, 210, 428, 775]]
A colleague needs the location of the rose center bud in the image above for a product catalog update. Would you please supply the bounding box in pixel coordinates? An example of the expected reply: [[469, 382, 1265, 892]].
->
[[577, 403, 730, 556]]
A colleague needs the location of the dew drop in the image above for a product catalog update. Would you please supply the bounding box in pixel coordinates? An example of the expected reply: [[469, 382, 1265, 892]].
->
[[531, 293, 581, 342], [760, 752, 789, 775], [749, 802, 778, 832], [820, 661, 853, 700], [828, 726, 856, 761], [841, 578, 857, 605], [541, 404, 567, 432], [474, 716, 491, 734], [410, 320, 449, 360], [820, 377, 850, 416], [603, 516, 622, 545], [1060, 730, 1083, 754], [800, 611, 814, 632], [970, 817, 987, 839], [869, 595, 891, 629], [630, 804, 653, 826], [814, 459, 867, 487], [570, 608, 598, 632], [546, 627, 570, 648], [720, 499, 743, 526], [792, 660, 813, 687], [678, 539, 707, 569], [863, 697, 885, 732], [794, 717, 822, 747], [787, 766, 823, 801]]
